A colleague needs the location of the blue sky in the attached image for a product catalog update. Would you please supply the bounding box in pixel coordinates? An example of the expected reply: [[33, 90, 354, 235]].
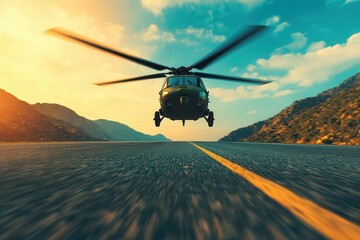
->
[[1, 0, 360, 140]]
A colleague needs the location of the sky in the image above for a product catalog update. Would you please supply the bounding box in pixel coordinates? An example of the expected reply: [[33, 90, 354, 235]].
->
[[1, 0, 360, 141]]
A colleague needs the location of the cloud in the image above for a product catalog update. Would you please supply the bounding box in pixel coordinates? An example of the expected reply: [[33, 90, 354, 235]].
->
[[209, 86, 260, 102], [272, 89, 296, 98], [326, 0, 360, 5], [247, 64, 256, 71], [264, 15, 289, 33], [274, 22, 290, 33], [0, 1, 164, 136], [345, 0, 360, 3], [143, 24, 176, 42], [256, 53, 304, 69], [236, 0, 267, 7], [265, 15, 279, 25], [180, 38, 198, 46], [307, 41, 326, 52], [284, 33, 360, 86], [209, 76, 280, 102], [246, 110, 258, 115], [141, 0, 267, 15], [177, 26, 226, 43], [254, 32, 360, 87], [256, 32, 360, 87], [230, 67, 238, 73], [274, 32, 307, 53], [210, 32, 360, 102]]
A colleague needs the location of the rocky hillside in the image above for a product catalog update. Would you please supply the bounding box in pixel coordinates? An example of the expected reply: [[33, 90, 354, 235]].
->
[[33, 103, 169, 141], [94, 119, 169, 141], [33, 103, 110, 140], [0, 89, 94, 141], [220, 73, 360, 145], [1, 89, 169, 142]]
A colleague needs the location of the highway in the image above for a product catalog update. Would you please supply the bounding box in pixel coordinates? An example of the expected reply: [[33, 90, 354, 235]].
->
[[0, 142, 359, 239]]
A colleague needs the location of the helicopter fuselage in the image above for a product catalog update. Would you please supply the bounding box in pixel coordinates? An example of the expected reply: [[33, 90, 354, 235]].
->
[[159, 75, 209, 121]]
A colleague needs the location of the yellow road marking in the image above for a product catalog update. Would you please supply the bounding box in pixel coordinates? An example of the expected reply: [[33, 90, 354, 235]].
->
[[190, 142, 360, 240]]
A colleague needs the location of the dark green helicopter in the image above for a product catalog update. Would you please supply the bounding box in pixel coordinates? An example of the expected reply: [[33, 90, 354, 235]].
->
[[46, 25, 272, 127]]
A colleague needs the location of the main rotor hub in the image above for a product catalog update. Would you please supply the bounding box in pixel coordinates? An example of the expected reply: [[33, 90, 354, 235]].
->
[[175, 66, 192, 75]]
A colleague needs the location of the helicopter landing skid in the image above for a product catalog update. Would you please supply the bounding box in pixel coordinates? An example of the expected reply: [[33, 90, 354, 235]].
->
[[203, 111, 214, 127], [154, 111, 164, 127]]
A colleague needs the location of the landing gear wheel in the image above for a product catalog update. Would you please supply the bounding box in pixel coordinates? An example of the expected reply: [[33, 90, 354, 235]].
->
[[154, 111, 161, 127], [208, 111, 214, 127]]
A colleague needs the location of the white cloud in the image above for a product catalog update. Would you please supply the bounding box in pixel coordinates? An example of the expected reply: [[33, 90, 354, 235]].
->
[[143, 24, 176, 42], [264, 15, 289, 33], [247, 64, 256, 72], [208, 75, 279, 102], [143, 24, 161, 41], [274, 22, 290, 33], [237, 0, 267, 7], [141, 0, 267, 15], [246, 110, 258, 115], [177, 26, 226, 43], [210, 32, 360, 102], [274, 32, 307, 53], [307, 41, 326, 52], [209, 86, 263, 102], [162, 32, 176, 42], [0, 1, 165, 137], [141, 0, 173, 16], [230, 67, 238, 73], [255, 32, 360, 87], [326, 0, 360, 5], [180, 38, 198, 46], [284, 33, 360, 86], [256, 53, 304, 69], [265, 15, 280, 25], [345, 0, 360, 3], [242, 72, 259, 79], [272, 89, 296, 98]]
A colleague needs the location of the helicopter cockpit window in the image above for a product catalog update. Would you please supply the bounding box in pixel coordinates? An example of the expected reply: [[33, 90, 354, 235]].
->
[[199, 79, 206, 89], [167, 77, 182, 87], [184, 76, 199, 86], [166, 76, 204, 88]]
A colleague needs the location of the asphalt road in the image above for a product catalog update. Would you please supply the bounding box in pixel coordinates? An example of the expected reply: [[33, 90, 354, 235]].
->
[[0, 142, 359, 239]]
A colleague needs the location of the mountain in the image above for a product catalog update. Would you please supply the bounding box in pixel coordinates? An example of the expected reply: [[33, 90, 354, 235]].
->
[[0, 90, 169, 142], [33, 103, 169, 141], [0, 89, 94, 141], [220, 73, 360, 145], [94, 119, 169, 141], [33, 103, 110, 140]]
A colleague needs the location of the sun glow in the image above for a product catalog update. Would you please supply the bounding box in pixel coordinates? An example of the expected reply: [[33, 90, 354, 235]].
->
[[0, 0, 175, 139]]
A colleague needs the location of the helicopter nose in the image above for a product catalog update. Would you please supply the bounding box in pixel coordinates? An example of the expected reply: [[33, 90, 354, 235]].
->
[[180, 96, 189, 104]]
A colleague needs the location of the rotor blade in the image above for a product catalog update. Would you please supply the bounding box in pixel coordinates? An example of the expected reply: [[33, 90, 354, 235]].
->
[[95, 73, 167, 86], [46, 27, 172, 71], [192, 72, 272, 85], [190, 25, 268, 70]]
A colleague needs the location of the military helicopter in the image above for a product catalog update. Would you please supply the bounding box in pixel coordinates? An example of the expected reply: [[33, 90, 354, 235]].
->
[[46, 25, 272, 127]]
